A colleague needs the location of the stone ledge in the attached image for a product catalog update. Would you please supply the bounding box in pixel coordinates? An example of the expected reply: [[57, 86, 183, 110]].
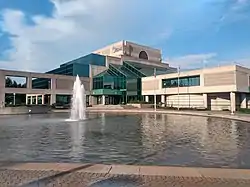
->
[[77, 164, 112, 174], [2, 163, 250, 180], [1, 162, 85, 171], [85, 109, 250, 123]]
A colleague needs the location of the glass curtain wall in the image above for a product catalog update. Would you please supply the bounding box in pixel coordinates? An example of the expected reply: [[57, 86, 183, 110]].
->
[[92, 72, 126, 104], [93, 74, 126, 90]]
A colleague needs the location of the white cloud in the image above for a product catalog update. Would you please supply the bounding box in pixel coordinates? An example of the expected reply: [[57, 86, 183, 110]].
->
[[168, 53, 217, 69], [0, 0, 171, 72]]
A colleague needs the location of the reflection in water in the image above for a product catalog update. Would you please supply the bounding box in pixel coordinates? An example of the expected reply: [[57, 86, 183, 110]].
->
[[199, 118, 239, 167], [100, 113, 105, 134], [139, 113, 241, 167], [0, 112, 249, 168], [69, 121, 85, 161]]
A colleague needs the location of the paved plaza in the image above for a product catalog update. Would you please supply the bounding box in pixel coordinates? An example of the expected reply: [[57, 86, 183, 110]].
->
[[1, 163, 250, 187]]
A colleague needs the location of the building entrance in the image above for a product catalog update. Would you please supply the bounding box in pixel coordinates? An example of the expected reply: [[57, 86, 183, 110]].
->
[[105, 95, 121, 105]]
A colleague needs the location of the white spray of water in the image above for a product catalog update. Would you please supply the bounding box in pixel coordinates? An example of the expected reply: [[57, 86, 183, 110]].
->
[[69, 75, 86, 121]]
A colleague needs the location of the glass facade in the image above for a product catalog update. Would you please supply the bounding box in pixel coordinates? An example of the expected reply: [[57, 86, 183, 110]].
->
[[92, 62, 155, 104], [162, 75, 200, 88], [93, 72, 126, 90], [56, 95, 71, 104], [33, 53, 106, 92], [47, 53, 105, 77]]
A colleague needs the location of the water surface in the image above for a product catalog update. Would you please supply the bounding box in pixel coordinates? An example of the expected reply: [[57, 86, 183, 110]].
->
[[0, 112, 250, 168]]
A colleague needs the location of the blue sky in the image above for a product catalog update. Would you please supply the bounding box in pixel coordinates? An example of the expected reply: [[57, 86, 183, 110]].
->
[[0, 0, 250, 71]]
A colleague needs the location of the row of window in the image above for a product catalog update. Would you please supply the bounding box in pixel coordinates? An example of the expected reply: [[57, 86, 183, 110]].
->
[[162, 75, 200, 88]]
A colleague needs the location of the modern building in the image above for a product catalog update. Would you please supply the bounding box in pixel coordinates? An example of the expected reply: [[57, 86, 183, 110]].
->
[[1, 40, 250, 112], [31, 40, 176, 105], [142, 65, 250, 112], [0, 41, 176, 107]]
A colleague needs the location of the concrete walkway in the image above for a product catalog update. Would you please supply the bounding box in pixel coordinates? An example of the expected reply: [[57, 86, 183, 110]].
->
[[53, 108, 250, 123], [1, 163, 250, 186]]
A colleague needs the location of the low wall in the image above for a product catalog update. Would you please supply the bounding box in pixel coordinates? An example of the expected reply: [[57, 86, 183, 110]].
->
[[128, 103, 153, 108], [0, 105, 51, 115]]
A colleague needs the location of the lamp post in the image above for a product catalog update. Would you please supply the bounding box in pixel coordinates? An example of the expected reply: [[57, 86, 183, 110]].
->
[[154, 68, 157, 111], [177, 66, 180, 110], [188, 75, 190, 108]]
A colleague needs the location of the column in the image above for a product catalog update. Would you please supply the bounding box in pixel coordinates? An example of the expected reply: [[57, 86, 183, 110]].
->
[[50, 94, 56, 105], [36, 95, 38, 105], [0, 72, 5, 108], [0, 92, 4, 108], [240, 93, 247, 109], [161, 95, 165, 107], [203, 93, 208, 109], [88, 95, 93, 106], [50, 77, 56, 105], [51, 78, 56, 90], [230, 92, 236, 114], [42, 95, 45, 105], [27, 75, 32, 89], [102, 95, 105, 105], [26, 95, 29, 105], [145, 96, 149, 103]]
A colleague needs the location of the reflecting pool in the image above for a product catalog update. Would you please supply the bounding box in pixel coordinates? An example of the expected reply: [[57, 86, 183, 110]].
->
[[0, 112, 250, 168]]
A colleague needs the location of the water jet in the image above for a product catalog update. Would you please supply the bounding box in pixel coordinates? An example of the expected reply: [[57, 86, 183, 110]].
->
[[69, 75, 86, 121]]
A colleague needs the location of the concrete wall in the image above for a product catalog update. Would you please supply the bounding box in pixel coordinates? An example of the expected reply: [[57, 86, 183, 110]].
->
[[142, 65, 250, 111], [124, 41, 162, 63], [142, 65, 239, 96], [90, 65, 108, 78], [165, 94, 204, 108], [204, 71, 236, 86], [93, 40, 162, 64], [0, 69, 90, 106], [235, 66, 250, 92], [106, 56, 122, 66], [0, 105, 50, 115], [127, 103, 153, 108], [93, 41, 124, 57]]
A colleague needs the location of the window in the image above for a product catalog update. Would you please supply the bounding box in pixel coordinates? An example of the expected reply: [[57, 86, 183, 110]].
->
[[5, 76, 27, 88], [32, 78, 51, 89], [162, 75, 200, 88], [93, 77, 103, 89], [139, 51, 148, 60]]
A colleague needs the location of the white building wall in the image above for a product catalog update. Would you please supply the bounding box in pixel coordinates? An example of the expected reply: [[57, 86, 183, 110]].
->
[[165, 94, 204, 108], [142, 65, 250, 111]]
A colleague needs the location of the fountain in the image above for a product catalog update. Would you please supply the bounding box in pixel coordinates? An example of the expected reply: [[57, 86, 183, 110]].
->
[[69, 75, 86, 121]]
